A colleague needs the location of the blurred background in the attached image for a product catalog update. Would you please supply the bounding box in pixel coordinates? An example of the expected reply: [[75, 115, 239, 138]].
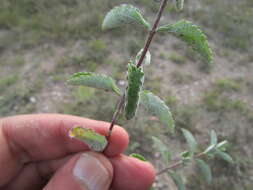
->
[[0, 0, 252, 189]]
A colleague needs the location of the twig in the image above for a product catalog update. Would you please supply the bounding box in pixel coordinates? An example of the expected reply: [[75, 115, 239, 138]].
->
[[106, 93, 125, 139], [156, 152, 206, 175], [136, 0, 168, 68], [107, 0, 168, 139]]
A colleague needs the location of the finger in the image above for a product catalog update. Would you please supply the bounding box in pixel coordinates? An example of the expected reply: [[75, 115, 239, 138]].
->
[[43, 154, 155, 190], [5, 153, 155, 190], [3, 164, 46, 190], [44, 152, 113, 190], [0, 114, 128, 186], [4, 155, 73, 190], [110, 155, 155, 190]]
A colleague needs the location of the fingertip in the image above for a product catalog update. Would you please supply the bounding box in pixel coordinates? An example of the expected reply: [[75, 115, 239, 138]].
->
[[110, 155, 155, 190], [104, 125, 129, 156], [44, 152, 113, 190]]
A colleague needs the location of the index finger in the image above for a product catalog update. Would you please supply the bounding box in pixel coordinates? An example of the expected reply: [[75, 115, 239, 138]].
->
[[0, 114, 129, 186]]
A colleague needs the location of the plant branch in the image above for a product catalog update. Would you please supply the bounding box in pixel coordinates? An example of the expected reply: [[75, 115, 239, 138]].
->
[[107, 0, 168, 139], [106, 93, 125, 139], [136, 0, 168, 68], [156, 152, 206, 176]]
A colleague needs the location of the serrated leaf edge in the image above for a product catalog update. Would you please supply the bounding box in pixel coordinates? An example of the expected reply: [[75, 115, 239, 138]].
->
[[157, 20, 213, 65]]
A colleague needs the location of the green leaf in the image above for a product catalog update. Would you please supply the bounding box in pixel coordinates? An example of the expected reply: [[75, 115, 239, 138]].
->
[[69, 126, 108, 152], [216, 140, 228, 151], [204, 130, 218, 154], [157, 20, 213, 65], [176, 0, 184, 11], [124, 62, 144, 120], [204, 144, 216, 154], [169, 171, 185, 190], [215, 150, 234, 164], [136, 49, 151, 66], [152, 136, 171, 164], [140, 91, 175, 132], [181, 151, 191, 160], [180, 151, 191, 166], [102, 4, 150, 30], [68, 72, 121, 95], [129, 153, 147, 161], [181, 151, 191, 158], [181, 128, 198, 153], [210, 130, 217, 146], [196, 159, 212, 184]]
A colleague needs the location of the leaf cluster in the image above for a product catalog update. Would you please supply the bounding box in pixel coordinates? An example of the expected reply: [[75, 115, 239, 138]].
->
[[152, 129, 233, 189], [65, 2, 232, 190]]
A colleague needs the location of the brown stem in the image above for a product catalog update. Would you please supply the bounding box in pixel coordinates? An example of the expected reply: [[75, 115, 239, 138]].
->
[[107, 0, 168, 139], [136, 0, 168, 68], [106, 93, 125, 139], [156, 152, 206, 176]]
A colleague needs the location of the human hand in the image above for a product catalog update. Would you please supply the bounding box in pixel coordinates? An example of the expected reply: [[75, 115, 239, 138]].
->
[[0, 114, 155, 190]]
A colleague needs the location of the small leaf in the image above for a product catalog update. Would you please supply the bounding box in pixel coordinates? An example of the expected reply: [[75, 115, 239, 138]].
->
[[181, 151, 191, 160], [215, 150, 234, 164], [181, 128, 198, 153], [69, 126, 108, 152], [175, 0, 184, 11], [216, 140, 228, 151], [136, 49, 151, 66], [180, 151, 191, 166], [168, 171, 185, 190], [102, 4, 150, 30], [210, 130, 217, 146], [152, 136, 171, 164], [124, 62, 144, 120], [157, 20, 213, 65], [129, 153, 147, 161], [68, 72, 121, 95], [140, 91, 175, 132], [204, 130, 218, 154], [196, 159, 212, 184], [204, 144, 216, 154]]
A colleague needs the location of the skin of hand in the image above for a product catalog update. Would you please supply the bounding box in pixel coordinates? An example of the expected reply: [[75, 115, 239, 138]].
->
[[0, 114, 155, 190]]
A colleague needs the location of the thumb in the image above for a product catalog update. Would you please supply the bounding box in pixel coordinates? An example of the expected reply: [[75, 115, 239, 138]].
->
[[44, 152, 113, 190]]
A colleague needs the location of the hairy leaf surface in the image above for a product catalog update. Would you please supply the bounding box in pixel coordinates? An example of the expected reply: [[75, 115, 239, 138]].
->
[[157, 20, 213, 65], [69, 126, 108, 152], [169, 171, 185, 190], [215, 150, 234, 164], [68, 72, 121, 95], [102, 4, 150, 30], [196, 159, 212, 184], [140, 91, 175, 131], [181, 128, 198, 153], [124, 62, 144, 120]]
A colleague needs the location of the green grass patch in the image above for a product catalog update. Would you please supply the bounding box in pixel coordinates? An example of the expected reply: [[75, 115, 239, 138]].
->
[[169, 52, 186, 65], [0, 75, 19, 91], [214, 78, 242, 92], [194, 0, 253, 51], [171, 71, 195, 85], [174, 105, 199, 131]]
